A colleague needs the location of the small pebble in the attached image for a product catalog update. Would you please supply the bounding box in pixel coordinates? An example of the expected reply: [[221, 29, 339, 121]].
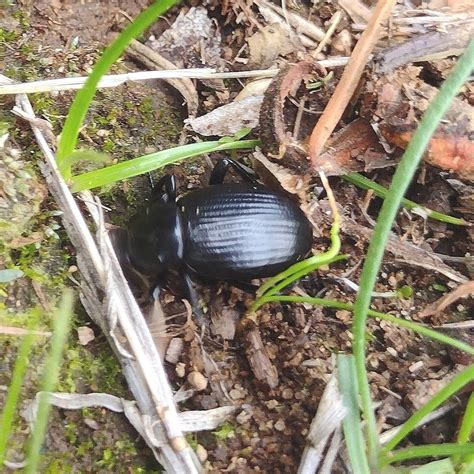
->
[[170, 437, 187, 451], [84, 418, 99, 430], [281, 388, 293, 400], [175, 362, 186, 378], [386, 347, 398, 357], [236, 409, 252, 424], [165, 338, 184, 364], [229, 388, 245, 400], [77, 326, 94, 346], [266, 399, 279, 410], [196, 444, 208, 463], [274, 420, 286, 431], [289, 353, 304, 366], [409, 361, 424, 373], [187, 371, 208, 391]]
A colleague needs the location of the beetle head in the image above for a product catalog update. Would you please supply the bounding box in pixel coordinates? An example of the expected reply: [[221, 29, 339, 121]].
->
[[126, 201, 184, 276]]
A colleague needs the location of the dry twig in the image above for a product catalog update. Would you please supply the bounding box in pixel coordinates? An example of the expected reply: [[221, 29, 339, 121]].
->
[[308, 0, 397, 164], [297, 373, 346, 474], [0, 72, 203, 473], [420, 280, 474, 318]]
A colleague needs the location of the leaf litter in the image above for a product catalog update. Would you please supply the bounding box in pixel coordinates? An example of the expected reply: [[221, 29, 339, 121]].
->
[[1, 0, 473, 472]]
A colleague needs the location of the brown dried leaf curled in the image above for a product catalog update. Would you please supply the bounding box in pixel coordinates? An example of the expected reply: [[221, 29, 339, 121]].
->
[[380, 123, 474, 182], [259, 61, 326, 173]]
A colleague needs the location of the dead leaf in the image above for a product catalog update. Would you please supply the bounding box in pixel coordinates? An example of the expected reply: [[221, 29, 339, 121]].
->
[[185, 95, 263, 136], [148, 6, 225, 91], [380, 124, 474, 181], [247, 24, 293, 68], [252, 150, 310, 203], [312, 119, 392, 175], [211, 306, 239, 340], [259, 60, 327, 173]]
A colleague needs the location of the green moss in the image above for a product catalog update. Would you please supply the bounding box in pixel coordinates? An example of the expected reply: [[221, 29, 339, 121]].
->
[[213, 422, 236, 441], [59, 344, 126, 395], [43, 457, 74, 473]]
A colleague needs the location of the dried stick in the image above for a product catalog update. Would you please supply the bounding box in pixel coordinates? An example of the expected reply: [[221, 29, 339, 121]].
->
[[310, 10, 342, 58], [1, 73, 202, 473], [297, 374, 346, 474], [308, 0, 397, 164], [127, 39, 199, 117], [338, 0, 372, 23]]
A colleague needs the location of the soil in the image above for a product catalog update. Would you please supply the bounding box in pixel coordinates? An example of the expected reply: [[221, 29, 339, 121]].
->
[[1, 1, 473, 473]]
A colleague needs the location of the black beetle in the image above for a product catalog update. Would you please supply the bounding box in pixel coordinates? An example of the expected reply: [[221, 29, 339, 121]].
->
[[119, 158, 313, 320]]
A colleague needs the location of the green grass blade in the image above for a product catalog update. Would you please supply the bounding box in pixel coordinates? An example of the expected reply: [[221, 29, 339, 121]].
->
[[337, 354, 370, 474], [456, 393, 474, 464], [383, 365, 474, 453], [25, 290, 74, 473], [342, 173, 468, 226], [56, 0, 179, 177], [254, 177, 342, 304], [460, 460, 474, 474], [263, 296, 474, 356], [380, 443, 474, 466], [458, 393, 474, 445], [70, 139, 259, 192], [351, 39, 474, 468], [409, 458, 455, 473], [0, 324, 38, 465]]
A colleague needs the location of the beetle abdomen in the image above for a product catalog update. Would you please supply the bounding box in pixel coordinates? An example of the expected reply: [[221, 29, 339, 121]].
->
[[179, 184, 312, 280]]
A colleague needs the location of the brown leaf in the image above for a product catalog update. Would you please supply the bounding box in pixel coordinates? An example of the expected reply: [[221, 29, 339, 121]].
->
[[380, 124, 474, 181], [312, 118, 391, 175], [247, 24, 294, 69]]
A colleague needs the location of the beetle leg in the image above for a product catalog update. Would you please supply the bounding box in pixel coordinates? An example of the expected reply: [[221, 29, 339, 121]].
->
[[181, 271, 205, 325], [209, 158, 259, 185]]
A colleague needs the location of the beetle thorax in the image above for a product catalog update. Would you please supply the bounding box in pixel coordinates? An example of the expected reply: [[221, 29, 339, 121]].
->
[[127, 202, 184, 275]]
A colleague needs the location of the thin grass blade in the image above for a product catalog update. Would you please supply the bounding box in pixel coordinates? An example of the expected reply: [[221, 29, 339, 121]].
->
[[56, 0, 179, 177], [70, 139, 259, 192], [25, 290, 74, 473], [342, 173, 468, 226], [381, 443, 474, 467], [0, 322, 38, 465], [351, 40, 474, 468], [383, 365, 474, 453], [337, 354, 370, 474]]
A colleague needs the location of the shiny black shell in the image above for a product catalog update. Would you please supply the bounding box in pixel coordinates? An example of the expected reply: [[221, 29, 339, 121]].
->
[[179, 183, 312, 280]]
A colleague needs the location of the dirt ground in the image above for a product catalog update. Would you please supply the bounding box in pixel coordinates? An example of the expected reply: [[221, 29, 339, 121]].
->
[[1, 0, 473, 473]]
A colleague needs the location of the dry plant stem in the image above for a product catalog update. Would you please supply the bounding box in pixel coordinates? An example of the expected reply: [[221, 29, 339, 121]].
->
[[0, 61, 352, 96], [297, 374, 346, 474], [26, 392, 236, 441], [379, 402, 458, 446], [311, 11, 342, 58], [419, 280, 474, 318], [308, 0, 397, 163], [2, 73, 201, 473], [255, 0, 326, 41], [338, 0, 372, 23], [0, 326, 51, 337], [127, 39, 199, 117], [375, 22, 474, 73]]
